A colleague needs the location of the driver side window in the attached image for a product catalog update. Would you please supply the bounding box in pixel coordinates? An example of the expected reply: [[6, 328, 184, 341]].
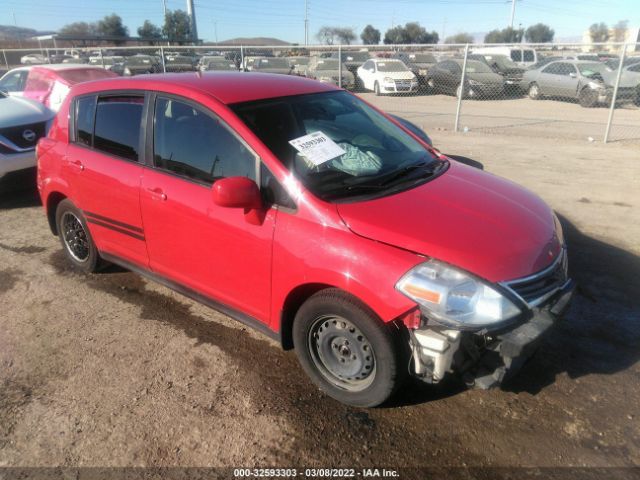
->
[[153, 97, 257, 184], [0, 71, 27, 92]]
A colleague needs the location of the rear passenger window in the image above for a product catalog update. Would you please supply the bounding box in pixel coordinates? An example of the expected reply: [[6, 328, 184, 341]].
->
[[93, 96, 143, 161], [75, 96, 96, 147], [510, 50, 522, 62], [153, 97, 256, 184]]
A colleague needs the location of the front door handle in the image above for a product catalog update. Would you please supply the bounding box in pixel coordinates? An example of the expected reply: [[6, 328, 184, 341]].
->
[[146, 187, 167, 201]]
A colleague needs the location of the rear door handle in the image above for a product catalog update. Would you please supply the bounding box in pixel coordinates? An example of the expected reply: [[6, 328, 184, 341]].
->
[[69, 159, 84, 171], [146, 187, 167, 201]]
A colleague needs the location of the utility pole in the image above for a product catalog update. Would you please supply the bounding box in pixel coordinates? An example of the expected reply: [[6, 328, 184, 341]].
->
[[304, 0, 309, 46], [213, 20, 218, 44], [162, 0, 167, 18], [186, 0, 198, 44], [509, 0, 516, 29]]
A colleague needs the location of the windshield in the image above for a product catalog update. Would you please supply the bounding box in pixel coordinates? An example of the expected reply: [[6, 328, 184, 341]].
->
[[489, 55, 519, 69], [578, 62, 607, 76], [231, 91, 440, 201], [465, 60, 493, 73], [254, 58, 290, 69], [127, 57, 154, 65], [206, 61, 236, 70], [407, 53, 436, 63], [377, 61, 409, 72], [167, 56, 193, 64], [315, 59, 340, 70]]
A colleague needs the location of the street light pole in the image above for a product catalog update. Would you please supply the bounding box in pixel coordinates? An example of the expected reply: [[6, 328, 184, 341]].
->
[[304, 0, 309, 45], [509, 0, 516, 29]]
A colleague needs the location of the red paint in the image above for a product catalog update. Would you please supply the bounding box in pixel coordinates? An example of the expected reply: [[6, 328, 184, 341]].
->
[[38, 73, 560, 338]]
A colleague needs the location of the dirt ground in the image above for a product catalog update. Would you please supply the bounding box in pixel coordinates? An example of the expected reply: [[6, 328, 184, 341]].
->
[[0, 127, 639, 477]]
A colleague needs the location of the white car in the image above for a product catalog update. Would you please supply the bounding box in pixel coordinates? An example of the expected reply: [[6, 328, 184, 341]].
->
[[20, 53, 48, 65], [0, 91, 54, 184], [357, 58, 418, 95]]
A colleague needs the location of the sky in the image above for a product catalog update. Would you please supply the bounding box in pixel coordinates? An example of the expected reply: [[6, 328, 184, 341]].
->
[[1, 0, 639, 43]]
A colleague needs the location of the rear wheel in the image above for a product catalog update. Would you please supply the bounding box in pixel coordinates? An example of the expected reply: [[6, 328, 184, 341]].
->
[[292, 289, 404, 407], [579, 87, 598, 108], [528, 82, 541, 100], [55, 199, 103, 272]]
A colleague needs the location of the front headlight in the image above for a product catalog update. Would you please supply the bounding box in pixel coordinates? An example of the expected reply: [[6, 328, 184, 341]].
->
[[383, 77, 395, 84], [124, 67, 132, 76], [396, 259, 521, 330], [468, 79, 482, 86]]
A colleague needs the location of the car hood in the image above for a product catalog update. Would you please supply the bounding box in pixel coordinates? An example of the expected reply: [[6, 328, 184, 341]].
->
[[335, 161, 561, 283], [0, 96, 54, 126], [314, 69, 354, 78], [467, 72, 505, 84], [601, 70, 640, 88]]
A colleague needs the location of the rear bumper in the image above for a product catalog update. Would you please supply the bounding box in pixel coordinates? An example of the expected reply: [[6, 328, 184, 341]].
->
[[409, 279, 575, 388], [0, 150, 36, 180]]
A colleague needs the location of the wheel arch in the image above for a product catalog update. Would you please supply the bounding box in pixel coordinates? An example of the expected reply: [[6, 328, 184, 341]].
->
[[46, 191, 68, 235]]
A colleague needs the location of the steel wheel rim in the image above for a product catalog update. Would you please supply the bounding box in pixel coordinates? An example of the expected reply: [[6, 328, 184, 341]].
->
[[308, 315, 376, 392], [62, 212, 89, 262], [530, 84, 538, 97]]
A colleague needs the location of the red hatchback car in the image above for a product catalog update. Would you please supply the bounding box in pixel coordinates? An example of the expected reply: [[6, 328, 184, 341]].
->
[[37, 73, 574, 407]]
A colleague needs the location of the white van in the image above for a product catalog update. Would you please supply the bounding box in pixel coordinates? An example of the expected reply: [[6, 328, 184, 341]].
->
[[472, 47, 537, 67]]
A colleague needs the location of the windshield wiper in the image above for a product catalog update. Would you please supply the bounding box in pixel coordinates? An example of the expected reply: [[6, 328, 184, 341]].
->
[[373, 161, 439, 187]]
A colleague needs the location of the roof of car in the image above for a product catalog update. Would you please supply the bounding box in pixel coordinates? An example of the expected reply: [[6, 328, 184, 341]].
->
[[71, 71, 339, 105]]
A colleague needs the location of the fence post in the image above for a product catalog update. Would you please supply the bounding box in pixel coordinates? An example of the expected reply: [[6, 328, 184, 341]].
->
[[603, 43, 627, 143], [454, 43, 469, 133], [99, 47, 105, 68], [2, 49, 8, 70], [338, 44, 342, 88], [160, 46, 167, 73], [240, 45, 244, 71]]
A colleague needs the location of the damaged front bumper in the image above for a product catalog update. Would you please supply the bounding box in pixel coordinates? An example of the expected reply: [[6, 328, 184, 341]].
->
[[408, 278, 575, 389]]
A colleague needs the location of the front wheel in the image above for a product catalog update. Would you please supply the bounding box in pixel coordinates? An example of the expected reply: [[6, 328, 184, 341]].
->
[[293, 289, 404, 407], [578, 87, 598, 108], [528, 82, 541, 100]]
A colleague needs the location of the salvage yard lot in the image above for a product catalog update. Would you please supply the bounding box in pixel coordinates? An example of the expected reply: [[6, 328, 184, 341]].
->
[[0, 129, 639, 473]]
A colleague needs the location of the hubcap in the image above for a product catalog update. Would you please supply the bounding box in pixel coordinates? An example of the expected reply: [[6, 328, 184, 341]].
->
[[308, 315, 376, 392], [62, 212, 89, 262], [530, 85, 538, 96]]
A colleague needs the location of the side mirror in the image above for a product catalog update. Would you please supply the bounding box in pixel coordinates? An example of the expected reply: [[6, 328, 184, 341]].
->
[[212, 176, 262, 210], [569, 72, 577, 78]]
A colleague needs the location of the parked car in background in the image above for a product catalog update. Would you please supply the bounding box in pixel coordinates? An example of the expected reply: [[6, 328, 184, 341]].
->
[[38, 73, 574, 407], [393, 52, 437, 84], [123, 55, 162, 76], [0, 90, 54, 188], [425, 59, 504, 99], [602, 62, 640, 105], [164, 55, 197, 73], [20, 53, 48, 65], [522, 60, 633, 107], [331, 51, 371, 88], [604, 56, 640, 70], [307, 57, 354, 88], [200, 57, 238, 72], [248, 57, 293, 75], [289, 56, 311, 76], [357, 58, 418, 95], [469, 54, 525, 93], [526, 55, 563, 70], [472, 46, 537, 67], [0, 65, 118, 111], [88, 55, 125, 75]]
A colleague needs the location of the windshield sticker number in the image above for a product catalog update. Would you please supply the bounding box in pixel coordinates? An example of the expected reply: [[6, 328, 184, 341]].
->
[[289, 131, 346, 166]]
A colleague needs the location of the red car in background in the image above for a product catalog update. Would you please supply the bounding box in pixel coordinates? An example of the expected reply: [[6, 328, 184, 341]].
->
[[37, 73, 574, 407], [0, 64, 117, 112]]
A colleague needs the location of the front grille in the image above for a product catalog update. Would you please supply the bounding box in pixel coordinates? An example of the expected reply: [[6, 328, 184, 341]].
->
[[503, 248, 568, 307], [0, 122, 46, 150], [394, 80, 412, 91]]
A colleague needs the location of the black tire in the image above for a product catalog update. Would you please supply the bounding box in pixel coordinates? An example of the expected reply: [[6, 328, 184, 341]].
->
[[374, 81, 381, 96], [579, 87, 598, 108], [528, 82, 541, 100], [292, 289, 404, 407], [55, 199, 103, 273]]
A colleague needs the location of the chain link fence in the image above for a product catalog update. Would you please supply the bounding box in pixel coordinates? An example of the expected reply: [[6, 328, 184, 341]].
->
[[1, 42, 639, 143]]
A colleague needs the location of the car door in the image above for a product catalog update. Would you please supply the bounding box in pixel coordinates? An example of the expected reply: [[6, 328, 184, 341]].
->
[[65, 93, 148, 267], [556, 63, 580, 98], [538, 63, 562, 97], [359, 60, 374, 90], [139, 94, 276, 322], [441, 62, 461, 94]]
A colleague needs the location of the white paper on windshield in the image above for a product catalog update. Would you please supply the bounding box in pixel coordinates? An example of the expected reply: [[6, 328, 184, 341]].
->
[[288, 131, 346, 166]]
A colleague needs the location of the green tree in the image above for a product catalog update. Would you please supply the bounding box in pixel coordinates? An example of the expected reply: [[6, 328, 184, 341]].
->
[[484, 27, 524, 43], [137, 20, 162, 44], [589, 22, 609, 43], [383, 22, 439, 44], [163, 10, 192, 45], [524, 23, 554, 43], [335, 27, 356, 44], [316, 26, 356, 45], [361, 25, 381, 45], [58, 21, 97, 37], [96, 14, 128, 45], [444, 32, 474, 44], [612, 20, 628, 42]]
